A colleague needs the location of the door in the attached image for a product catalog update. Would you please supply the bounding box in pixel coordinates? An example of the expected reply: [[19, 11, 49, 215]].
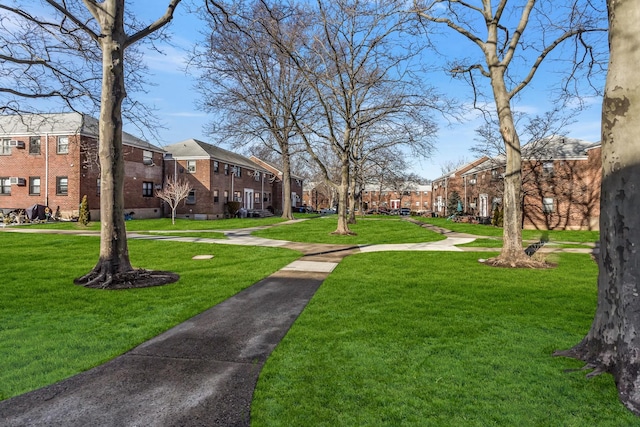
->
[[244, 188, 254, 210], [479, 194, 488, 217]]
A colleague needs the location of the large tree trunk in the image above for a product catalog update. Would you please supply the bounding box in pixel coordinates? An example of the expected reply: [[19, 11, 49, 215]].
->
[[555, 0, 640, 414], [281, 150, 294, 220], [75, 0, 133, 288], [70, 0, 180, 289], [486, 63, 533, 267]]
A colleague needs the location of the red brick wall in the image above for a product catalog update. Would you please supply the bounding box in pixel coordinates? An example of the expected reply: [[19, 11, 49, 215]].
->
[[0, 134, 164, 220]]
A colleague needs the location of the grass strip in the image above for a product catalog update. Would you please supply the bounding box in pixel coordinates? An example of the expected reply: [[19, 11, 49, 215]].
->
[[415, 217, 599, 244], [0, 232, 300, 400], [252, 252, 636, 426], [252, 216, 446, 244]]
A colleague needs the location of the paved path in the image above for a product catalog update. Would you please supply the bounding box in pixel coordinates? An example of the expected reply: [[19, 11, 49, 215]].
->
[[0, 219, 595, 426]]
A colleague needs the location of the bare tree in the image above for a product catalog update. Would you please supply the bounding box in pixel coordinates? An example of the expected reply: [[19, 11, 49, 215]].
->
[[255, 0, 439, 235], [0, 0, 182, 288], [156, 178, 193, 225], [555, 0, 640, 414], [195, 0, 311, 220], [414, 0, 607, 267]]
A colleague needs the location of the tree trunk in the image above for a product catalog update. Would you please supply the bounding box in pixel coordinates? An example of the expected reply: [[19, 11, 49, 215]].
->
[[555, 0, 640, 414], [333, 158, 353, 235], [281, 150, 294, 220], [486, 63, 531, 267], [347, 172, 357, 224], [75, 0, 133, 287]]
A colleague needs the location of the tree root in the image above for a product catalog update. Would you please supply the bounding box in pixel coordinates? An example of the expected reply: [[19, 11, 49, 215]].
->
[[75, 268, 179, 290]]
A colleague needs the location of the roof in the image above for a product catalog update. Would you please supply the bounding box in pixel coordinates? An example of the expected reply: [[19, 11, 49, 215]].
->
[[164, 139, 270, 172], [249, 156, 304, 181], [0, 112, 163, 152], [521, 135, 596, 160], [431, 156, 490, 182]]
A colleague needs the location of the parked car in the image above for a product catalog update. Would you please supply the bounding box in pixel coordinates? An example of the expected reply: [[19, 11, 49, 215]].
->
[[320, 207, 337, 215], [400, 208, 411, 216]]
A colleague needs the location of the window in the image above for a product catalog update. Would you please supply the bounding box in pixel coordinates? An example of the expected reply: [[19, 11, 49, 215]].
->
[[1, 139, 10, 155], [542, 197, 554, 213], [97, 179, 101, 195], [29, 137, 41, 155], [234, 166, 242, 177], [542, 161, 554, 176], [224, 190, 229, 203], [56, 176, 68, 195], [254, 192, 261, 204], [214, 161, 219, 173], [142, 181, 153, 197], [187, 190, 196, 204], [57, 136, 69, 154], [0, 177, 10, 194], [224, 164, 229, 175], [143, 150, 153, 165], [213, 189, 219, 203], [29, 177, 41, 195], [187, 160, 196, 173], [254, 171, 260, 181], [233, 191, 241, 202]]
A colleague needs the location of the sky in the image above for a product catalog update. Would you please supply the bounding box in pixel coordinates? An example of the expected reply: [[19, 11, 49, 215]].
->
[[125, 2, 605, 181]]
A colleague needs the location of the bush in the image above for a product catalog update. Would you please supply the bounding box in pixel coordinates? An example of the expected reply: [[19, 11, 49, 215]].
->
[[226, 201, 241, 217], [79, 195, 90, 226]]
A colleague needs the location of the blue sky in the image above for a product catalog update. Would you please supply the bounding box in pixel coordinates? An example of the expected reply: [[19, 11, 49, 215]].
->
[[126, 2, 605, 181]]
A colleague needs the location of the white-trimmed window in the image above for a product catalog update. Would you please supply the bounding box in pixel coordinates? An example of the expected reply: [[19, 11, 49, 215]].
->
[[214, 161, 219, 173], [142, 181, 153, 197], [57, 136, 69, 154], [542, 197, 555, 213], [56, 176, 68, 195], [254, 171, 260, 181], [254, 192, 261, 204], [542, 161, 554, 176], [224, 164, 229, 175], [29, 137, 41, 155], [29, 177, 41, 195], [224, 190, 229, 202], [0, 177, 11, 194], [1, 139, 10, 155], [143, 150, 153, 165], [213, 189, 219, 203], [234, 166, 241, 177], [187, 160, 196, 173]]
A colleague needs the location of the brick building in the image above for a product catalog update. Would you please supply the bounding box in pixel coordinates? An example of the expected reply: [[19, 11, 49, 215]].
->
[[0, 113, 165, 220], [431, 157, 490, 216], [163, 139, 303, 219], [441, 136, 601, 230]]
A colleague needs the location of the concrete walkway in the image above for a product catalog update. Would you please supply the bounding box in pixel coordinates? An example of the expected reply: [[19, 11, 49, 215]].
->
[[0, 219, 595, 426]]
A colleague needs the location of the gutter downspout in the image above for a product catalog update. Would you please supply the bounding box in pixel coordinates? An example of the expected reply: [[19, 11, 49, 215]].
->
[[45, 133, 49, 207]]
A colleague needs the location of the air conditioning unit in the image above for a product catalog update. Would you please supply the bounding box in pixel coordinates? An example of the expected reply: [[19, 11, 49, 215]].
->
[[9, 177, 26, 186], [9, 140, 25, 148], [469, 179, 477, 185]]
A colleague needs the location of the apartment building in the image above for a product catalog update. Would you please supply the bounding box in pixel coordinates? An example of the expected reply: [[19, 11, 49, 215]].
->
[[0, 113, 165, 220]]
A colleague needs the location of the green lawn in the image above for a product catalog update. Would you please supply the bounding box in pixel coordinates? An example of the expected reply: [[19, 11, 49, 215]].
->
[[24, 216, 288, 231], [252, 216, 447, 244], [252, 252, 636, 426], [0, 232, 300, 401], [1, 218, 630, 425]]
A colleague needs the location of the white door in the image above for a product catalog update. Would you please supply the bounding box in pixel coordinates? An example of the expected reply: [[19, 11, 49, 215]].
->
[[479, 194, 488, 217], [244, 189, 254, 210]]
